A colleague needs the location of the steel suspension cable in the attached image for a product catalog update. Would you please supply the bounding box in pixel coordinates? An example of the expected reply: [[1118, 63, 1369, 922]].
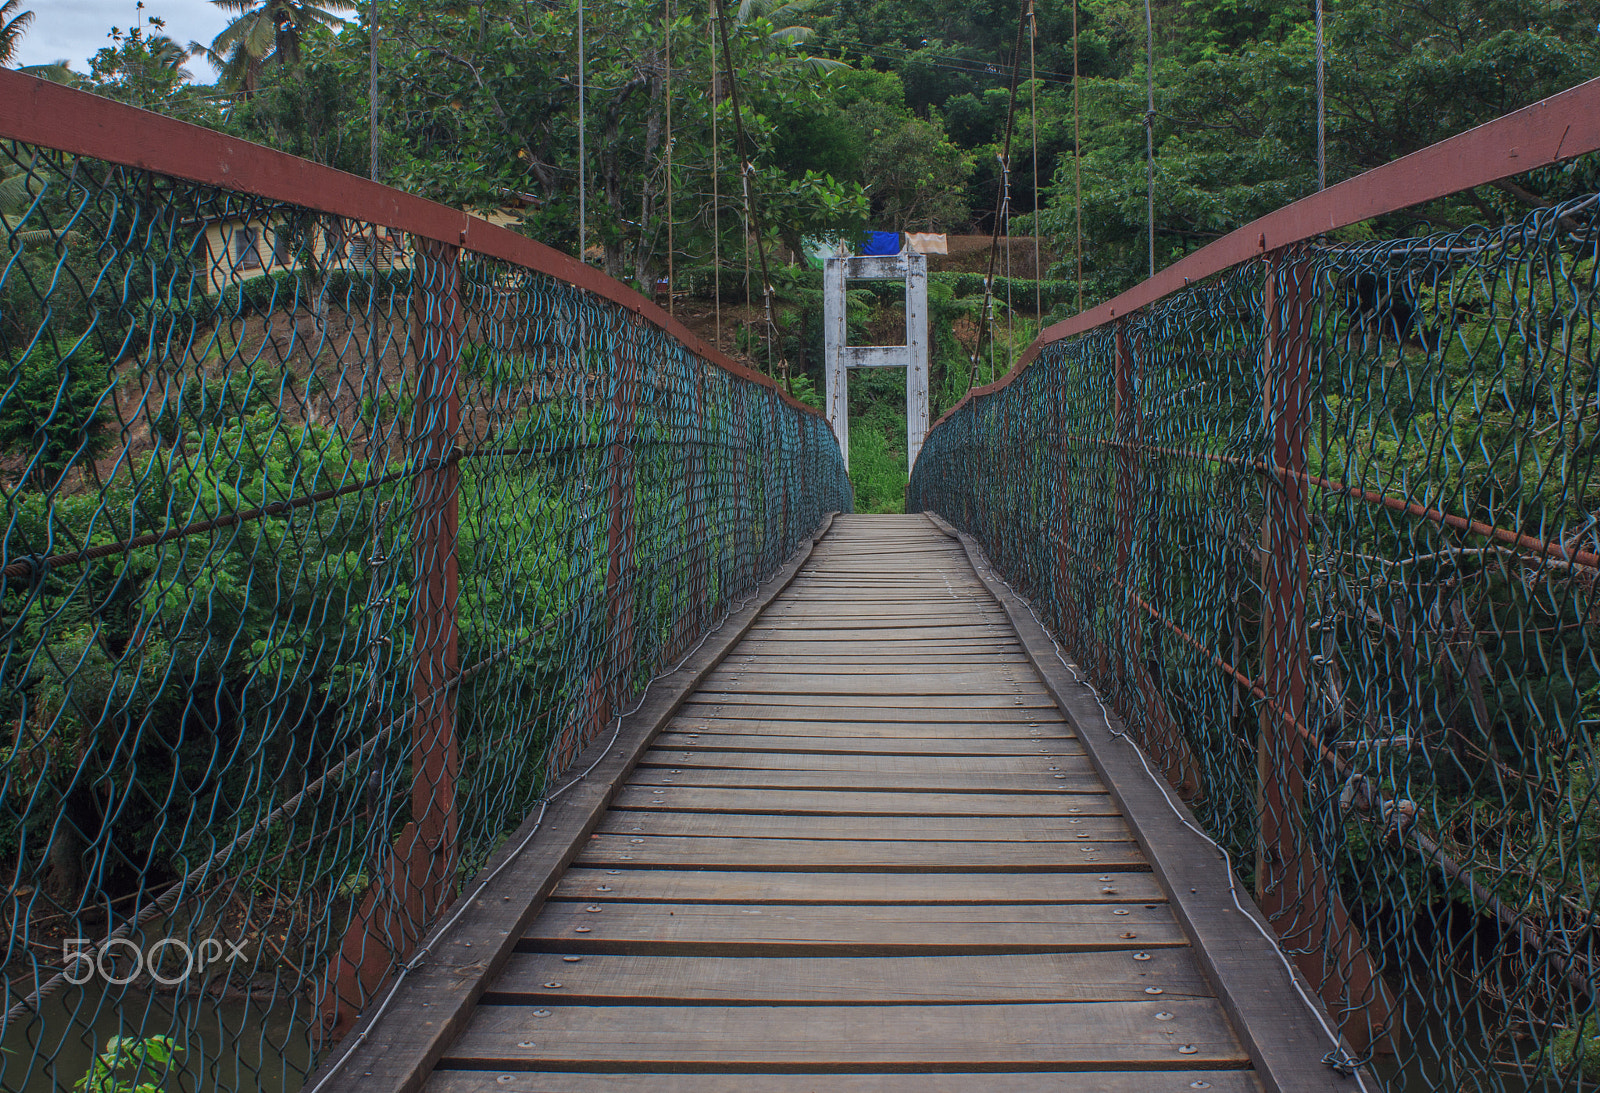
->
[[1143, 0, 1154, 276], [968, 0, 1030, 390], [1315, 0, 1326, 190], [710, 0, 720, 349], [665, 0, 674, 315], [711, 0, 781, 379], [1072, 0, 1082, 311], [578, 0, 587, 261], [368, 0, 379, 182], [1029, 0, 1041, 318]]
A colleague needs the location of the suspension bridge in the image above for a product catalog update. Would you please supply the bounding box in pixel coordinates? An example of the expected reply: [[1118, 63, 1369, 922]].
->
[[0, 63, 1598, 1093]]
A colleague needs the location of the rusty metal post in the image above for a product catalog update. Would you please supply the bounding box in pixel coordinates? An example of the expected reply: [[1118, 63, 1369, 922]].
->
[[1255, 250, 1394, 1055], [320, 237, 462, 1040], [409, 237, 463, 907]]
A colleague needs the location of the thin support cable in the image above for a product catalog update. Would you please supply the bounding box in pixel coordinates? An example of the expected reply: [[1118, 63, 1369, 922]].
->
[[969, 0, 1030, 391], [665, 0, 674, 315], [1071, 0, 1083, 312], [1315, 0, 1326, 191], [368, 0, 379, 182], [1143, 0, 1155, 277], [1004, 154, 1014, 357], [578, 0, 587, 262], [1029, 0, 1041, 319], [712, 0, 781, 378], [710, 0, 720, 349]]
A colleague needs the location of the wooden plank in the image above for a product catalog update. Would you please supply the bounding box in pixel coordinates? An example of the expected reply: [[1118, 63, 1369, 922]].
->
[[654, 734, 1076, 756], [737, 603, 991, 611], [698, 672, 1054, 692], [484, 949, 1209, 1004], [626, 768, 1104, 793], [755, 614, 1004, 624], [551, 868, 1166, 904], [716, 653, 1033, 666], [522, 901, 1186, 953], [610, 786, 1109, 815], [685, 693, 1060, 709], [593, 811, 1134, 842], [742, 626, 1012, 640], [443, 1000, 1249, 1067], [723, 653, 1035, 665], [672, 708, 1067, 725], [732, 637, 1016, 650], [636, 749, 1091, 772], [429, 1071, 1263, 1092], [576, 835, 1144, 870], [668, 713, 1070, 731]]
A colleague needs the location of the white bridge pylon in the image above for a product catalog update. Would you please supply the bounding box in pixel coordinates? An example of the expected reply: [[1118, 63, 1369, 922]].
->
[[822, 247, 930, 473]]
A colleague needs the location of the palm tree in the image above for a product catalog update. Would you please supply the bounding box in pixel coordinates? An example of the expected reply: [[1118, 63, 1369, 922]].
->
[[733, 0, 845, 71], [0, 1, 34, 66], [191, 0, 351, 94]]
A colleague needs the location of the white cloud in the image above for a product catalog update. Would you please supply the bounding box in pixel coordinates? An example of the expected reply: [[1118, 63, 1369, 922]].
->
[[12, 0, 234, 76]]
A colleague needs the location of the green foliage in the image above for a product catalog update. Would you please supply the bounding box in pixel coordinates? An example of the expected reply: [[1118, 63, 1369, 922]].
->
[[1551, 1020, 1600, 1081], [0, 341, 112, 486], [1038, 0, 1600, 302], [847, 367, 908, 512], [86, 15, 219, 124], [76, 1036, 181, 1093]]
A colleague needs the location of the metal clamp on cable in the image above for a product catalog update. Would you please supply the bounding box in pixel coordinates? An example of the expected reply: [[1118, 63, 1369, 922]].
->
[[1321, 1048, 1363, 1075], [3, 553, 50, 593]]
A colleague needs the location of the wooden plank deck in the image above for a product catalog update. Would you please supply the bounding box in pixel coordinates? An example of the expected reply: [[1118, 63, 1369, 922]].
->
[[424, 515, 1263, 1092]]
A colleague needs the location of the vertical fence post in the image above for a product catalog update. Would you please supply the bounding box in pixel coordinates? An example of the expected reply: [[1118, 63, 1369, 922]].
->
[[1256, 250, 1394, 1055], [409, 236, 463, 923], [319, 237, 462, 1040]]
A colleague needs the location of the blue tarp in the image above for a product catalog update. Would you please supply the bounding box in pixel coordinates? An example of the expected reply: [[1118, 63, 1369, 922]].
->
[[858, 231, 901, 256]]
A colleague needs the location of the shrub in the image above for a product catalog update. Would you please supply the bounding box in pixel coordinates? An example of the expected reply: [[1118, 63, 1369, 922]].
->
[[0, 340, 112, 487]]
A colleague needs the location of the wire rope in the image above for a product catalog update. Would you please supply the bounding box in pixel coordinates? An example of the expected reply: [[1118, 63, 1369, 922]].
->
[[968, 0, 1030, 391], [1143, 0, 1154, 277], [1072, 0, 1082, 312], [1315, 0, 1326, 190], [665, 0, 675, 315], [710, 0, 721, 349], [711, 0, 781, 377], [1029, 0, 1041, 319], [578, 0, 587, 262]]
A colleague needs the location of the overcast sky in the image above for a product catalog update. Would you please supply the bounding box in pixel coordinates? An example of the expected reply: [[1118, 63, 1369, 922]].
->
[[13, 1, 232, 76]]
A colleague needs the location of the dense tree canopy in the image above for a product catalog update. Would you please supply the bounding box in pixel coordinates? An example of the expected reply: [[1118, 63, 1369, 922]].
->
[[3, 0, 1595, 304]]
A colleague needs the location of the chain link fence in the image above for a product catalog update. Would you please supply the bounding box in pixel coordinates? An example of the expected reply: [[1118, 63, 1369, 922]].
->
[[912, 190, 1600, 1088], [0, 124, 849, 1093]]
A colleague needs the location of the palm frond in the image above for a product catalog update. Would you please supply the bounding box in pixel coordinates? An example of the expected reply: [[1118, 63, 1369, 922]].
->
[[16, 62, 80, 86], [0, 170, 35, 216], [2, 215, 79, 247], [0, 5, 35, 66]]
